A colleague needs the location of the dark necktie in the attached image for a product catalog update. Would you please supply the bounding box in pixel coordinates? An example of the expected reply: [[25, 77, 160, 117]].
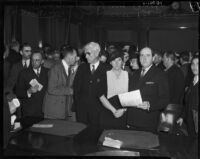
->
[[91, 65, 95, 74], [36, 68, 40, 77], [141, 69, 146, 77], [24, 61, 28, 68], [68, 66, 72, 76]]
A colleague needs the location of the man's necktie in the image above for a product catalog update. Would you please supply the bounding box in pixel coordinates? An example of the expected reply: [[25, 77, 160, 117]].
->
[[24, 61, 28, 68], [141, 68, 146, 77], [91, 65, 95, 74], [36, 68, 40, 77], [68, 66, 72, 76]]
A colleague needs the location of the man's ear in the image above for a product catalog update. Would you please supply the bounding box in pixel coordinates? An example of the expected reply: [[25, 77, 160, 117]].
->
[[41, 59, 44, 64], [152, 55, 156, 61], [20, 50, 23, 55]]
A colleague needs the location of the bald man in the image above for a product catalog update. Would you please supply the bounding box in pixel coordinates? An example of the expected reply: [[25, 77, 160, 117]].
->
[[127, 47, 169, 132], [73, 42, 109, 126]]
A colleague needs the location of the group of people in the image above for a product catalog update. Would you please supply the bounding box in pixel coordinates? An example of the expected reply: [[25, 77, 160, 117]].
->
[[4, 41, 198, 146]]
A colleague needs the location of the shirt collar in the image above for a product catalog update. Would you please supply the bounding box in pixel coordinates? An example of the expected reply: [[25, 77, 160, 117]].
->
[[90, 61, 100, 70], [142, 64, 152, 73], [22, 59, 30, 66], [193, 75, 199, 85], [33, 67, 41, 73], [62, 59, 70, 75]]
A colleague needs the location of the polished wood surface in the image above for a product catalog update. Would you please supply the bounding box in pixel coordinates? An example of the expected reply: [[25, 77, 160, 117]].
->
[[4, 118, 198, 158]]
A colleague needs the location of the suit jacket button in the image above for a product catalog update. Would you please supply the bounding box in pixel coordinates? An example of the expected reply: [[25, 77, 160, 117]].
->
[[90, 80, 92, 83]]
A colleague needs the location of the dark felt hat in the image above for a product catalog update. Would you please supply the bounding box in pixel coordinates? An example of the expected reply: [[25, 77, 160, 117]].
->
[[109, 50, 124, 62]]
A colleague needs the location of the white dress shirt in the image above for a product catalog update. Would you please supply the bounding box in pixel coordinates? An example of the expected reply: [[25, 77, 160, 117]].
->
[[62, 59, 70, 76], [90, 61, 100, 72], [22, 59, 30, 68], [141, 64, 153, 76]]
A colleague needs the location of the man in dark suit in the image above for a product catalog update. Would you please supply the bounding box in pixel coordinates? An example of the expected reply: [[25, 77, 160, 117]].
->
[[180, 52, 194, 90], [127, 47, 170, 132], [4, 41, 22, 84], [163, 51, 185, 105], [153, 50, 165, 71], [5, 43, 32, 95], [16, 51, 48, 118], [73, 42, 108, 126]]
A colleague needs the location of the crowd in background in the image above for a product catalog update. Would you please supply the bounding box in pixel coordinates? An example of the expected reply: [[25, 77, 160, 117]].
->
[[3, 40, 198, 149]]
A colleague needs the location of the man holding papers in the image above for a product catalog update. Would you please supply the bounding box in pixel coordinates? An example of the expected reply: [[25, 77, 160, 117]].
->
[[126, 47, 169, 132], [16, 51, 48, 118]]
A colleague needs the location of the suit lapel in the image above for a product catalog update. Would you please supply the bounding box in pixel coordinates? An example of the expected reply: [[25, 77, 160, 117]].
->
[[92, 62, 102, 76], [137, 65, 156, 88], [60, 62, 68, 80]]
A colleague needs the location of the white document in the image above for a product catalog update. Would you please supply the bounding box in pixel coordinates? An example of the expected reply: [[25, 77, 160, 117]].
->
[[118, 90, 143, 107], [32, 124, 53, 128], [8, 98, 20, 114], [103, 137, 122, 149], [11, 115, 17, 125], [161, 113, 174, 124], [29, 79, 43, 91]]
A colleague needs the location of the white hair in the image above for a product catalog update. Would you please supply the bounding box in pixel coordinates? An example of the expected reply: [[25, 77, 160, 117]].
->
[[84, 42, 101, 55]]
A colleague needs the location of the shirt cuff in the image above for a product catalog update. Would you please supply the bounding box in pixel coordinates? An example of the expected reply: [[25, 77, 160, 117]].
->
[[27, 91, 31, 98]]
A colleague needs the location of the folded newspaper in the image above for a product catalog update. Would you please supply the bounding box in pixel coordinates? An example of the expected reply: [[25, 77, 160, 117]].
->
[[102, 137, 123, 149], [8, 98, 20, 114], [118, 90, 143, 107], [29, 79, 43, 91]]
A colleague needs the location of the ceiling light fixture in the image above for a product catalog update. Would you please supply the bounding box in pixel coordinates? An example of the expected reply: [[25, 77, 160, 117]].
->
[[179, 26, 188, 29]]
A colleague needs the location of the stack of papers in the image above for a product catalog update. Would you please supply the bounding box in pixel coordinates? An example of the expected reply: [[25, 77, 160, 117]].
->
[[32, 124, 53, 128], [102, 137, 123, 149], [29, 79, 43, 91], [11, 115, 17, 125], [118, 90, 143, 107]]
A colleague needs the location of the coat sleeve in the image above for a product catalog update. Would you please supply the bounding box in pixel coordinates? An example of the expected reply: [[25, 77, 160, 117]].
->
[[6, 64, 19, 92], [47, 66, 73, 95], [149, 72, 170, 112], [171, 70, 185, 104], [73, 65, 84, 111], [16, 71, 29, 99]]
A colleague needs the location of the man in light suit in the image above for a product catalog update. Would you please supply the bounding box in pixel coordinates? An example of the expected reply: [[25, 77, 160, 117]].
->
[[126, 47, 170, 132], [73, 42, 108, 126], [16, 51, 48, 118], [43, 46, 77, 120]]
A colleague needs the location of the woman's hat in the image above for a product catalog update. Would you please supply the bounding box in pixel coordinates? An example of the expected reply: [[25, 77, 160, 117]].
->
[[109, 50, 123, 62]]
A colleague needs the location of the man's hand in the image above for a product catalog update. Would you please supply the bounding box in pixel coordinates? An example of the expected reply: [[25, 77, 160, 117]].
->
[[137, 101, 150, 110], [28, 85, 39, 94], [176, 117, 183, 126], [113, 108, 127, 118]]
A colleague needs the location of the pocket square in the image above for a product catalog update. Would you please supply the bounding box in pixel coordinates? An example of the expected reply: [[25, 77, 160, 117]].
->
[[145, 82, 155, 84]]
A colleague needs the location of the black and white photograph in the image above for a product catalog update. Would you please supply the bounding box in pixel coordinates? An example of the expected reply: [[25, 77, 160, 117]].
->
[[2, 0, 199, 158]]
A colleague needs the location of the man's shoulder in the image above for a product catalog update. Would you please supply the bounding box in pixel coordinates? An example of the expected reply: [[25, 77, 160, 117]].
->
[[18, 68, 32, 79], [51, 61, 63, 69], [12, 61, 23, 69], [41, 66, 50, 72], [170, 65, 184, 75], [151, 66, 166, 78]]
